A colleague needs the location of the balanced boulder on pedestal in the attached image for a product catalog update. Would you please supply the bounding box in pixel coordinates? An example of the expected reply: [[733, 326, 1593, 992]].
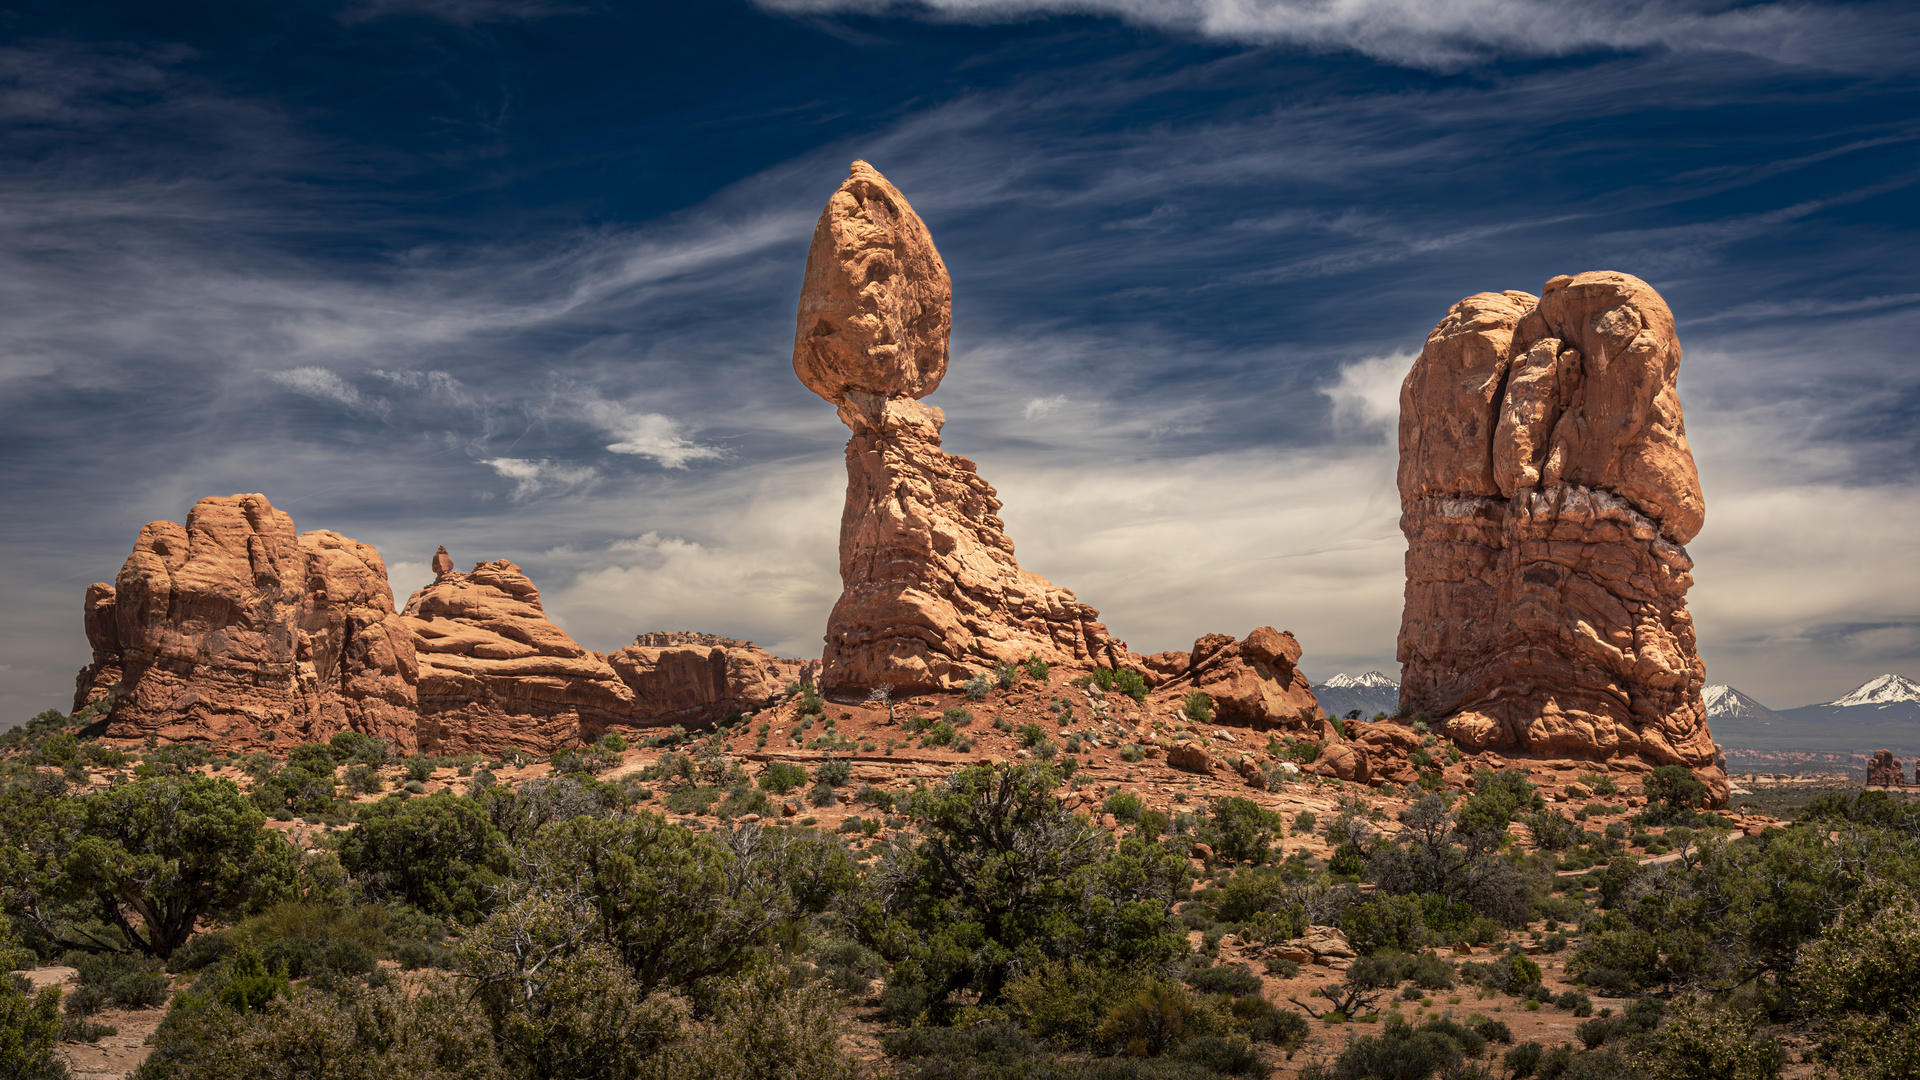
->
[[793, 161, 1126, 695]]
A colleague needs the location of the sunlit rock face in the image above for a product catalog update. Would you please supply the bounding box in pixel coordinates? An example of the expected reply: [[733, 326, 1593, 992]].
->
[[75, 494, 418, 751], [1395, 271, 1725, 804], [793, 161, 1126, 695], [402, 551, 636, 754]]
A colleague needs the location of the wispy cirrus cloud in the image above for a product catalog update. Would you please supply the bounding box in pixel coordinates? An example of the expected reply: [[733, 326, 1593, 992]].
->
[[757, 0, 1917, 70]]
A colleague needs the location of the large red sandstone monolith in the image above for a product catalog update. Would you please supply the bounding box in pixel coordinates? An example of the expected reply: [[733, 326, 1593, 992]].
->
[[1396, 272, 1726, 803], [793, 161, 1125, 693], [74, 494, 418, 750]]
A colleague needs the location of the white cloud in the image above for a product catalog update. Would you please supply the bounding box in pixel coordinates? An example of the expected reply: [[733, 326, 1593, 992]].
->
[[756, 0, 1883, 70], [268, 366, 387, 416], [1322, 351, 1411, 436], [542, 464, 846, 657], [480, 457, 599, 500], [598, 411, 728, 469], [1023, 394, 1070, 420]]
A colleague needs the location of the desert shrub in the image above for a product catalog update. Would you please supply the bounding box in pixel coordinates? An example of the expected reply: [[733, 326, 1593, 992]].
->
[[883, 1021, 1052, 1076], [1284, 740, 1321, 765], [814, 758, 853, 787], [1576, 996, 1665, 1050], [1024, 657, 1051, 680], [0, 974, 66, 1080], [1643, 765, 1708, 824], [393, 939, 456, 971], [67, 952, 169, 1012], [965, 673, 991, 701], [1201, 797, 1279, 864], [1577, 772, 1620, 798], [1504, 1041, 1545, 1078], [1096, 981, 1223, 1057], [994, 662, 1020, 691], [165, 933, 232, 975], [1176, 1033, 1266, 1076], [327, 731, 388, 766], [339, 793, 508, 924], [1292, 811, 1317, 835], [759, 762, 808, 794], [1340, 894, 1429, 956], [1182, 693, 1214, 724], [1303, 1016, 1469, 1080], [1120, 744, 1147, 763], [1017, 722, 1047, 748], [1106, 792, 1145, 823], [1184, 963, 1261, 998]]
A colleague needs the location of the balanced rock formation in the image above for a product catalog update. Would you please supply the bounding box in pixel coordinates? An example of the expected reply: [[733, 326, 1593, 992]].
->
[[73, 494, 418, 750], [794, 161, 1126, 694], [1396, 272, 1725, 803], [607, 631, 815, 726], [403, 550, 638, 754], [1868, 749, 1909, 788]]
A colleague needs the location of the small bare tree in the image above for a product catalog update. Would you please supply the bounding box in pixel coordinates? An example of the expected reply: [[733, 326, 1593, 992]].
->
[[866, 686, 895, 724]]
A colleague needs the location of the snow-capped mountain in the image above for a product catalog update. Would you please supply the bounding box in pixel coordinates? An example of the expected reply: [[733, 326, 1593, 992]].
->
[[1323, 671, 1397, 690], [1702, 684, 1780, 723], [1716, 673, 1920, 752], [1311, 671, 1399, 721], [1829, 673, 1920, 708]]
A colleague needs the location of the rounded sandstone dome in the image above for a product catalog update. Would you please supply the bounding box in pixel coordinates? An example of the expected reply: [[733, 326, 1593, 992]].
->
[[792, 161, 951, 405]]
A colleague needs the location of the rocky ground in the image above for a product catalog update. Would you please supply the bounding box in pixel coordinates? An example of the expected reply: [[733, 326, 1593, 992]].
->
[[41, 668, 1811, 1079]]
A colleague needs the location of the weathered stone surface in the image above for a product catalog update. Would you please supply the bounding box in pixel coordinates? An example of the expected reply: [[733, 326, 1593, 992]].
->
[[1868, 749, 1909, 787], [795, 162, 1125, 694], [606, 631, 812, 726], [1313, 742, 1371, 784], [1396, 272, 1725, 805], [403, 554, 636, 754], [1166, 743, 1214, 774], [73, 494, 418, 750], [793, 160, 951, 408], [1153, 628, 1324, 731]]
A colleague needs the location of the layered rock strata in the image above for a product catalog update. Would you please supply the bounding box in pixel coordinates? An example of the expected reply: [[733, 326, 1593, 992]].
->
[[1396, 271, 1725, 802], [402, 550, 638, 754], [73, 494, 418, 750], [794, 161, 1126, 694], [607, 631, 816, 726], [1868, 749, 1909, 788]]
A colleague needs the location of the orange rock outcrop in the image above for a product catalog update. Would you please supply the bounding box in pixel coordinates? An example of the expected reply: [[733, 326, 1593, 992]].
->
[[794, 161, 1127, 694], [1144, 627, 1322, 731], [73, 494, 418, 750], [402, 550, 638, 754], [1395, 272, 1725, 802], [607, 631, 815, 726]]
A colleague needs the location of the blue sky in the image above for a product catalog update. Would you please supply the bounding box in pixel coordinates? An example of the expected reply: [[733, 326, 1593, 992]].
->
[[2, 0, 1917, 724]]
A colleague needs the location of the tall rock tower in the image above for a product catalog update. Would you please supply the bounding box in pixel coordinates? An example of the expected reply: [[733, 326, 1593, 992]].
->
[[793, 161, 1125, 694], [1395, 272, 1726, 802]]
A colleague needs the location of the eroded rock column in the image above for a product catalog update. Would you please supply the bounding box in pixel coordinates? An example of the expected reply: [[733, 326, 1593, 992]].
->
[[1396, 272, 1725, 801], [794, 161, 1124, 694]]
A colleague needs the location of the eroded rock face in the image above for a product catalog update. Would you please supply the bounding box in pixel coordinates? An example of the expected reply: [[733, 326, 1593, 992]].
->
[[1150, 627, 1324, 732], [1396, 272, 1725, 804], [73, 494, 418, 750], [403, 555, 636, 754], [607, 631, 812, 726], [1868, 749, 1909, 787], [795, 162, 1126, 693]]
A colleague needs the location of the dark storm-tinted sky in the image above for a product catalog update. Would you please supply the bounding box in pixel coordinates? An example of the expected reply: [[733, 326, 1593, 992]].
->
[[3, 0, 1917, 722]]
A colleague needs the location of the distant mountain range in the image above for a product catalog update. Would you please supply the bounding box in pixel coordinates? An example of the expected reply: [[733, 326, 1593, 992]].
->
[[1305, 670, 1920, 754], [1707, 673, 1920, 753], [1310, 671, 1399, 721]]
